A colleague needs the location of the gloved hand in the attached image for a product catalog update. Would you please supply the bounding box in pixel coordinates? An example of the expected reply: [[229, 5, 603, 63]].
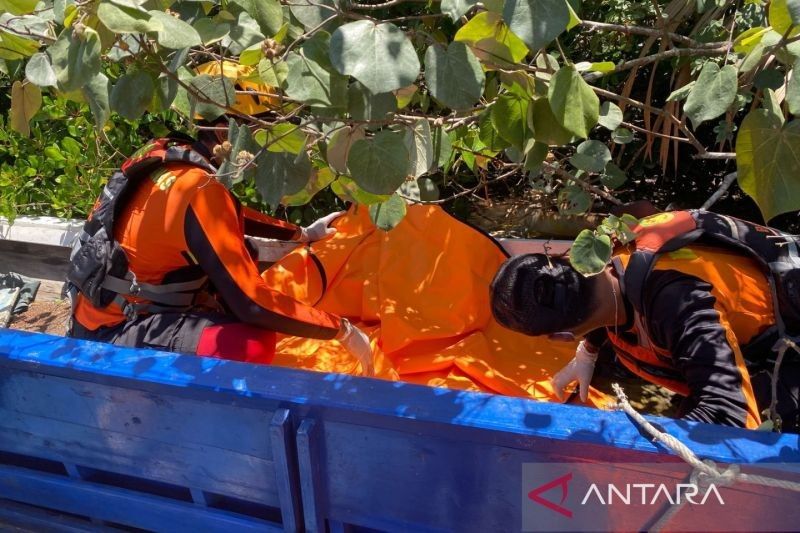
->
[[551, 340, 598, 402], [297, 211, 345, 243], [337, 318, 375, 377]]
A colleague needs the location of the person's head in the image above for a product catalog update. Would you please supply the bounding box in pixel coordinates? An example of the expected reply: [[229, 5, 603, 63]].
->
[[490, 253, 612, 338]]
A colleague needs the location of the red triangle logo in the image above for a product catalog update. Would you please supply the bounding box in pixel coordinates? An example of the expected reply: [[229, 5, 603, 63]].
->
[[528, 472, 573, 518]]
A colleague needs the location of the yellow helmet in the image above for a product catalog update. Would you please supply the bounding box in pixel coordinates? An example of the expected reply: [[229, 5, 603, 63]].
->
[[192, 60, 280, 117]]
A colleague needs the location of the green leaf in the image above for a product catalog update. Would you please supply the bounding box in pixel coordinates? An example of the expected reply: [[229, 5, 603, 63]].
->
[[570, 229, 612, 276], [569, 140, 611, 172], [548, 65, 599, 139], [258, 58, 289, 87], [255, 150, 314, 208], [193, 18, 230, 45], [404, 119, 434, 177], [524, 141, 548, 173], [424, 42, 485, 110], [285, 50, 348, 109], [611, 127, 634, 144], [684, 62, 737, 128], [441, 0, 479, 21], [529, 97, 573, 145], [369, 194, 407, 230], [479, 110, 511, 150], [329, 20, 421, 94], [598, 101, 623, 130], [558, 185, 591, 215], [666, 82, 695, 103], [0, 31, 39, 60], [331, 175, 391, 205], [736, 109, 800, 220], [82, 73, 110, 131], [433, 126, 454, 168], [189, 74, 236, 120], [739, 41, 766, 73], [0, 0, 38, 15], [601, 162, 627, 189], [788, 62, 800, 116], [327, 125, 365, 173], [259, 123, 307, 154], [25, 52, 57, 87], [50, 28, 101, 92], [733, 26, 769, 54], [148, 11, 202, 49], [347, 129, 410, 194], [228, 11, 264, 54], [9, 80, 41, 137], [110, 70, 155, 120], [287, 0, 337, 30], [502, 0, 569, 51], [96, 2, 161, 33], [491, 92, 530, 149], [282, 167, 337, 206], [454, 12, 528, 67], [769, 0, 800, 38], [348, 82, 396, 121], [754, 68, 785, 90], [232, 0, 283, 37]]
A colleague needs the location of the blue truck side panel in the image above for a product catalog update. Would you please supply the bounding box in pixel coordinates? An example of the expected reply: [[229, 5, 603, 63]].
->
[[0, 329, 797, 531]]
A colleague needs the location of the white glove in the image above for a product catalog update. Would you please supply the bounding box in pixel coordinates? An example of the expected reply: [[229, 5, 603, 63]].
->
[[551, 340, 598, 402], [337, 318, 375, 377], [297, 211, 345, 242]]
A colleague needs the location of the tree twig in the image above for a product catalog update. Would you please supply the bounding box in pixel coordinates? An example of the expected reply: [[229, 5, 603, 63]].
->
[[701, 171, 737, 210]]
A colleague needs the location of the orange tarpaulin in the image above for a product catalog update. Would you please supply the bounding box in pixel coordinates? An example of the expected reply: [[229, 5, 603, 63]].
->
[[262, 204, 609, 408]]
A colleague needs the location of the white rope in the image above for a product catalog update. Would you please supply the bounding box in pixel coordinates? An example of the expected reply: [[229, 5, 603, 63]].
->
[[612, 382, 800, 492]]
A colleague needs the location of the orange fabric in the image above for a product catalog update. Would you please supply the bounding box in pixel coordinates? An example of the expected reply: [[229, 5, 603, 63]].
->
[[75, 164, 340, 338], [611, 246, 770, 428], [262, 205, 610, 407]]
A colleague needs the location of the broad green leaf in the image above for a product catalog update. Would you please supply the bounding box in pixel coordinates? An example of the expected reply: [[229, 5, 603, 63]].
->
[[558, 185, 591, 215], [193, 19, 230, 45], [110, 70, 154, 120], [788, 63, 800, 115], [240, 43, 263, 66], [684, 62, 737, 128], [524, 141, 548, 172], [565, 0, 581, 30], [50, 28, 101, 92], [282, 167, 337, 206], [736, 110, 800, 220], [570, 229, 612, 276], [231, 0, 283, 37], [666, 82, 695, 102], [769, 0, 800, 38], [529, 97, 573, 145], [491, 92, 529, 149], [82, 73, 110, 131], [433, 126, 454, 168], [733, 26, 769, 54], [441, 0, 478, 21], [258, 123, 307, 154], [189, 74, 236, 120], [479, 110, 511, 150], [598, 101, 623, 130], [754, 68, 785, 90], [369, 194, 407, 230], [739, 41, 766, 73], [288, 0, 337, 30], [169, 65, 194, 117], [327, 125, 365, 173], [9, 80, 41, 137], [395, 84, 417, 109], [25, 52, 57, 87], [548, 65, 599, 139], [255, 150, 314, 208], [0, 0, 38, 15], [217, 120, 259, 186], [96, 2, 161, 33], [330, 20, 421, 94], [331, 175, 391, 204], [285, 49, 348, 109], [611, 127, 634, 144], [404, 119, 434, 177], [348, 82, 396, 121], [148, 11, 202, 49], [575, 60, 615, 73], [0, 31, 39, 60], [424, 42, 485, 110], [150, 47, 188, 113], [569, 140, 611, 172], [502, 0, 569, 51], [258, 58, 289, 87], [601, 162, 627, 189], [454, 12, 528, 67], [347, 129, 410, 194], [227, 11, 264, 54]]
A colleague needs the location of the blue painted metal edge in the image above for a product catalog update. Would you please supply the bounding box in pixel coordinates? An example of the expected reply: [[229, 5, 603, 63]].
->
[[0, 329, 797, 465]]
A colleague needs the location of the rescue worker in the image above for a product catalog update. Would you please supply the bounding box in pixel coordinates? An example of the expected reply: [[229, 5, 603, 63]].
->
[[67, 61, 373, 374], [490, 210, 800, 431]]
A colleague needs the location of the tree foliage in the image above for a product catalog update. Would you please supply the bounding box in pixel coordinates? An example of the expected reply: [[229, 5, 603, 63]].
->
[[0, 0, 799, 261]]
